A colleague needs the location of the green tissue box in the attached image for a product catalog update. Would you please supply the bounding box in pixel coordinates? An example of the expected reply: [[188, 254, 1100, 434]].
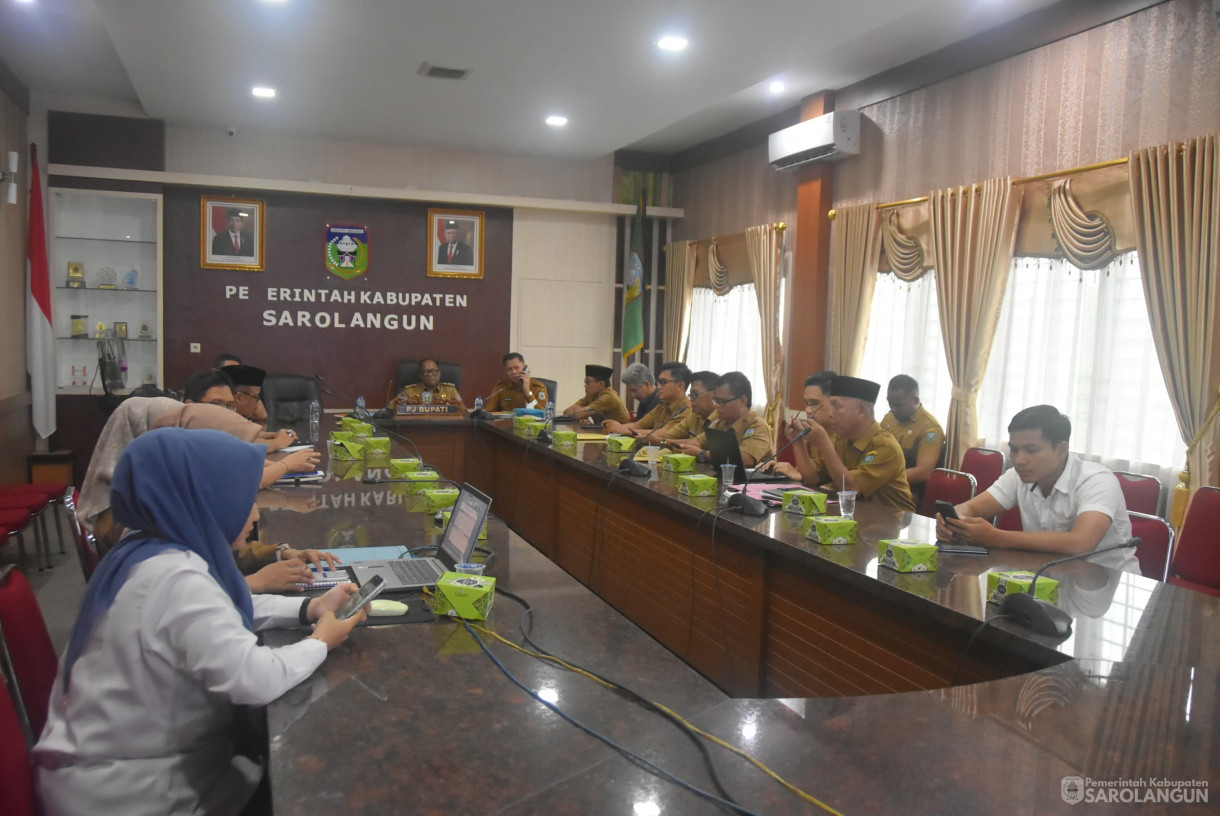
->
[[551, 429, 577, 445], [339, 416, 362, 432], [441, 508, 488, 539], [806, 516, 857, 546], [389, 458, 422, 477], [349, 421, 374, 438], [329, 430, 354, 443], [524, 419, 547, 438], [662, 453, 697, 472], [433, 572, 496, 620], [606, 435, 637, 453], [363, 437, 390, 455], [401, 471, 440, 493], [679, 474, 718, 497], [513, 415, 535, 430], [987, 570, 1060, 605], [331, 459, 364, 481], [423, 487, 461, 513], [878, 539, 938, 573], [331, 440, 365, 460], [783, 490, 827, 515]]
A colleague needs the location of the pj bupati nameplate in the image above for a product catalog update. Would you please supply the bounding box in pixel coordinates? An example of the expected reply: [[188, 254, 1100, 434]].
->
[[394, 404, 462, 416]]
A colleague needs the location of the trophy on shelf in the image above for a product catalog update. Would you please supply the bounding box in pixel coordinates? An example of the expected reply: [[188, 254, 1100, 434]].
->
[[97, 266, 117, 290], [115, 322, 128, 339], [70, 315, 89, 338], [66, 262, 85, 289], [124, 268, 139, 289], [138, 323, 152, 339], [95, 321, 106, 337]]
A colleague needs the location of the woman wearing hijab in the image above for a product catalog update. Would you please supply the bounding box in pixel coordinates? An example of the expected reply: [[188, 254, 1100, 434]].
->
[[34, 428, 366, 816]]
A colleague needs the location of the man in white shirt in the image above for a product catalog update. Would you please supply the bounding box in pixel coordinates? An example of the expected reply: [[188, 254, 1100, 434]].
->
[[936, 404, 1137, 572]]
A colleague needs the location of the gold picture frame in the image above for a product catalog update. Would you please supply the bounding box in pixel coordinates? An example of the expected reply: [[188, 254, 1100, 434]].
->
[[428, 208, 485, 279], [201, 196, 266, 271]]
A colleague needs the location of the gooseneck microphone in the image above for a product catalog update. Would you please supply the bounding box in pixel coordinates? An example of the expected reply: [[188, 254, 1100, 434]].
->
[[725, 425, 812, 517], [470, 387, 507, 421], [999, 538, 1141, 637]]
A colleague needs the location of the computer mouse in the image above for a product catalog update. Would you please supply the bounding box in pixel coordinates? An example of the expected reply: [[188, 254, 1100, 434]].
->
[[367, 599, 409, 617]]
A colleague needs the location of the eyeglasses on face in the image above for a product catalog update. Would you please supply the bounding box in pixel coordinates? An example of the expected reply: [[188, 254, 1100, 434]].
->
[[803, 400, 823, 409], [688, 389, 707, 399], [234, 390, 262, 403], [656, 377, 677, 386], [205, 399, 237, 411], [713, 394, 745, 406]]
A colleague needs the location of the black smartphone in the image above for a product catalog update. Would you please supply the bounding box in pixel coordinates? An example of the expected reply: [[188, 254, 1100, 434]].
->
[[935, 500, 960, 520], [939, 542, 990, 556], [333, 575, 385, 620]]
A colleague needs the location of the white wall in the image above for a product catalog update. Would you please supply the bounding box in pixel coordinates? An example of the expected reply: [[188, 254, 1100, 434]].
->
[[510, 209, 618, 410]]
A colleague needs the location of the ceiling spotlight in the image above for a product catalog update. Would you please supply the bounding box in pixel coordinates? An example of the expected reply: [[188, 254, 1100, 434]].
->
[[252, 86, 276, 98], [657, 36, 688, 52], [769, 81, 785, 95], [545, 115, 568, 127]]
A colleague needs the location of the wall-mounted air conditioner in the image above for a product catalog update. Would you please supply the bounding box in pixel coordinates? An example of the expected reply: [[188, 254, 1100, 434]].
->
[[768, 110, 861, 170]]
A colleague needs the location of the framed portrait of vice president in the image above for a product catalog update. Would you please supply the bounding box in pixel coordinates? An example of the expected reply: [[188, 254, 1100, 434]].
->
[[428, 208, 484, 279], [201, 196, 265, 271]]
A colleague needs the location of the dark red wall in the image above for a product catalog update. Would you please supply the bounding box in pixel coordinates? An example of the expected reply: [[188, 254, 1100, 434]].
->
[[163, 188, 512, 407]]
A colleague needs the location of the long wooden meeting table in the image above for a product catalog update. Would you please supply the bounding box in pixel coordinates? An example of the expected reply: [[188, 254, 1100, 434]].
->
[[260, 417, 1218, 814]]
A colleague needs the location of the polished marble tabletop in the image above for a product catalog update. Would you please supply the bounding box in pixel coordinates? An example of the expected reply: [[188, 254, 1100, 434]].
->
[[258, 418, 1219, 814]]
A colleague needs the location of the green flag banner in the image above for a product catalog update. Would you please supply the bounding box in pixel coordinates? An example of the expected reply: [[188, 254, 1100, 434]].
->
[[622, 197, 645, 361]]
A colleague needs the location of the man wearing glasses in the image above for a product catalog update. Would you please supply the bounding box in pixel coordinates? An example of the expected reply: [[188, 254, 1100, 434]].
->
[[603, 362, 692, 438], [649, 371, 720, 444], [765, 370, 836, 481], [182, 368, 299, 447], [563, 364, 630, 424], [799, 374, 915, 511], [227, 364, 270, 425], [674, 371, 773, 466], [394, 359, 465, 407]]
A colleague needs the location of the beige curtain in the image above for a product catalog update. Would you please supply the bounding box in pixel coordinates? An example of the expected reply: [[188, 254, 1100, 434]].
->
[[881, 210, 927, 281], [827, 203, 882, 375], [745, 224, 785, 444], [1048, 177, 1119, 270], [1129, 134, 1220, 492], [930, 178, 1023, 468], [663, 240, 698, 362], [707, 241, 732, 295]]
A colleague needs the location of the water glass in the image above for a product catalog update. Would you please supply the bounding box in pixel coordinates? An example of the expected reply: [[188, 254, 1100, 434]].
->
[[838, 490, 857, 520]]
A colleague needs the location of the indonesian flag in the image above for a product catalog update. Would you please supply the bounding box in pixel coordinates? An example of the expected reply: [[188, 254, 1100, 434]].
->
[[26, 144, 55, 438]]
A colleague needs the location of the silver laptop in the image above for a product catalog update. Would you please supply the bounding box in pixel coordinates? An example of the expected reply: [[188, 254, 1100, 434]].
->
[[350, 484, 492, 591]]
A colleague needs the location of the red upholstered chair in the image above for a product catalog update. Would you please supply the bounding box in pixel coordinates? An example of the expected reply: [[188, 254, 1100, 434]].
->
[[0, 565, 59, 740], [959, 447, 1004, 493], [0, 678, 37, 816], [996, 505, 1023, 531], [1128, 511, 1174, 582], [0, 494, 51, 570], [917, 468, 977, 518], [1, 482, 71, 557], [1114, 471, 1162, 516], [1167, 486, 1220, 597]]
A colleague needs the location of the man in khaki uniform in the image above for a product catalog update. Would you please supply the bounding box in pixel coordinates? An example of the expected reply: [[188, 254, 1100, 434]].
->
[[880, 374, 945, 500], [653, 371, 720, 442], [676, 371, 774, 467], [768, 370, 835, 481], [564, 364, 630, 424], [392, 359, 465, 408], [804, 375, 916, 511], [603, 362, 692, 438], [483, 352, 549, 411]]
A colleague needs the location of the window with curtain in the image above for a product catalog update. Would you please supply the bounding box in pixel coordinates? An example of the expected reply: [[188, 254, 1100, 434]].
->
[[858, 271, 953, 424], [685, 284, 767, 406], [977, 253, 1184, 491]]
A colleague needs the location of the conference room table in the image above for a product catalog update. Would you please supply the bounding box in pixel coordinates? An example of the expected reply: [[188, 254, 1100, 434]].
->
[[259, 416, 1218, 814]]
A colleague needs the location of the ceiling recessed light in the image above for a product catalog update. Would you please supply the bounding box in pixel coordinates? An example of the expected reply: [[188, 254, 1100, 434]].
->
[[545, 115, 568, 127], [252, 86, 276, 99], [769, 81, 785, 95], [657, 36, 688, 52]]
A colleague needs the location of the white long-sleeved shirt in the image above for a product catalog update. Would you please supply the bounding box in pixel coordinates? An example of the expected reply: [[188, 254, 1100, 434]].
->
[[34, 550, 327, 816]]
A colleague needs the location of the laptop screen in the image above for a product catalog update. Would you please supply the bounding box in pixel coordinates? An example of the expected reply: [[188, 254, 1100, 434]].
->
[[437, 483, 492, 568]]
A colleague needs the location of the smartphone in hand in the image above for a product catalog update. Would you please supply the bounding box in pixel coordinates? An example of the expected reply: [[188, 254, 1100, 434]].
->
[[334, 575, 385, 620]]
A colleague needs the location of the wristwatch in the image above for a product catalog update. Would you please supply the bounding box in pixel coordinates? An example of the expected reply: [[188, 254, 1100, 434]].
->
[[275, 543, 292, 561]]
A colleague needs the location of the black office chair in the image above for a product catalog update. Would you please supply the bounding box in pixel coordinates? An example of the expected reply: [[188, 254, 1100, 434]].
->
[[262, 374, 322, 436], [534, 377, 557, 409], [396, 360, 462, 392]]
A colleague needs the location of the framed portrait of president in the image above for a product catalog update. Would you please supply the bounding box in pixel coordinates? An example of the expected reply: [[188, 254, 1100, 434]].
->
[[201, 196, 265, 271], [428, 208, 484, 279]]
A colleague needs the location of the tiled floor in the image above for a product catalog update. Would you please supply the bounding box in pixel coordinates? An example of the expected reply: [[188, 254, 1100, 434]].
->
[[12, 518, 88, 655]]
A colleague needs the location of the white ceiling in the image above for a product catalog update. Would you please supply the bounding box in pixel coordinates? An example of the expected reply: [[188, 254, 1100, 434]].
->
[[0, 0, 1063, 160]]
